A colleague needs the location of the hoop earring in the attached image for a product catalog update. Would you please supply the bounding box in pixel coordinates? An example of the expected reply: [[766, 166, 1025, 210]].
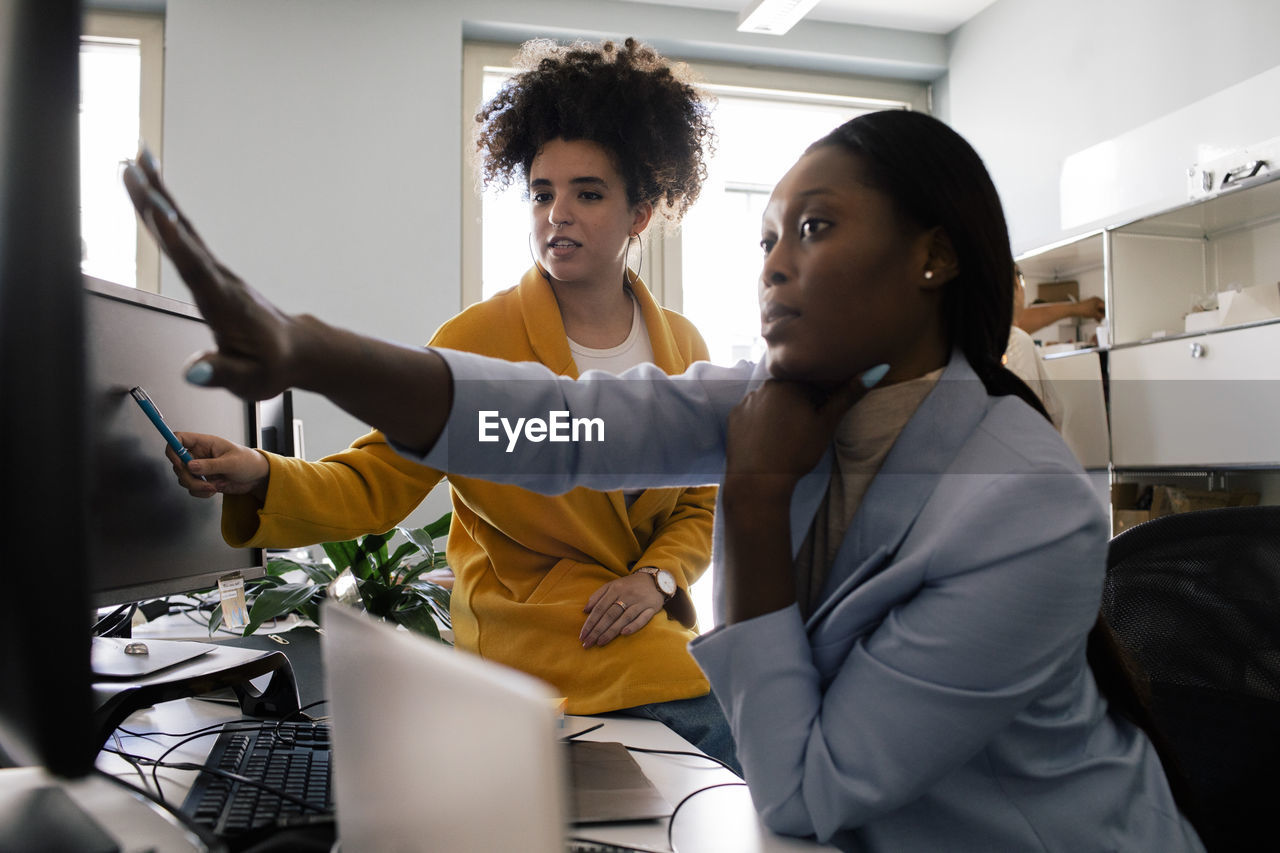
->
[[527, 233, 550, 281], [624, 232, 643, 286]]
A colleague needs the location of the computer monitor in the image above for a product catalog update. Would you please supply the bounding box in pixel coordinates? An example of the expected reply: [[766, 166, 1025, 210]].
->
[[85, 275, 269, 608], [258, 388, 302, 459], [0, 0, 97, 778]]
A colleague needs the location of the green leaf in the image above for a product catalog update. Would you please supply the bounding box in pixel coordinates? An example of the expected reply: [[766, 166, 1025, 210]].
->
[[422, 511, 453, 541], [357, 580, 399, 619], [393, 602, 442, 641], [379, 542, 421, 583], [398, 513, 451, 561], [345, 531, 394, 581], [398, 560, 432, 585], [402, 582, 451, 627], [267, 556, 334, 584], [397, 526, 434, 556], [296, 561, 338, 585], [242, 582, 321, 636], [359, 530, 395, 559], [296, 598, 323, 625], [322, 539, 360, 572]]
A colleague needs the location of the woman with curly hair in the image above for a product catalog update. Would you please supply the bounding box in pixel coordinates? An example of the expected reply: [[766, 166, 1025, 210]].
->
[[161, 38, 737, 769]]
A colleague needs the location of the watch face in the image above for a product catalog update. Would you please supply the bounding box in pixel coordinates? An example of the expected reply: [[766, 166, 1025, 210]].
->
[[656, 570, 676, 596]]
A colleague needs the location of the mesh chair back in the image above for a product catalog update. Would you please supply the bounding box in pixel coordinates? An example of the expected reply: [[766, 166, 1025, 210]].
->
[[1102, 504, 1280, 852], [1103, 505, 1280, 700]]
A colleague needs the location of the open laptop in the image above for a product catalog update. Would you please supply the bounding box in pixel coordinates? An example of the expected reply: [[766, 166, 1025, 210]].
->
[[322, 602, 673, 850], [322, 601, 567, 852]]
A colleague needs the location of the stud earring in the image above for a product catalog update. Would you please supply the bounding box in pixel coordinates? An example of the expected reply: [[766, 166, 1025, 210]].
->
[[923, 270, 934, 280]]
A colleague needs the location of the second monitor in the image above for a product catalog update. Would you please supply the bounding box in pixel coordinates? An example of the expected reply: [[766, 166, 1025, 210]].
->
[[85, 275, 276, 610]]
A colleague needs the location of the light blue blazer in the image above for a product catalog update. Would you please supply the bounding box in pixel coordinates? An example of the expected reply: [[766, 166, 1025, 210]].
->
[[416, 348, 1204, 853]]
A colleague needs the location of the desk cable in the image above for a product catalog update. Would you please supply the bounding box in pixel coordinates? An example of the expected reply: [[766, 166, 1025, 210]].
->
[[618, 744, 749, 853], [623, 744, 739, 776], [106, 698, 329, 807]]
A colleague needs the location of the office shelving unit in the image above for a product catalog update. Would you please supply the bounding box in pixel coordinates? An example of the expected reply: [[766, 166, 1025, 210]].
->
[[1017, 168, 1280, 527]]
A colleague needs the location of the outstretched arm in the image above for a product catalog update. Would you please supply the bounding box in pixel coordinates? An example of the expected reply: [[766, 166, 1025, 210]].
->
[[1014, 296, 1104, 335], [123, 150, 451, 454]]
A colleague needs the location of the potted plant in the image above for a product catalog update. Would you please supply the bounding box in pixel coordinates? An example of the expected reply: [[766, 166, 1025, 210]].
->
[[209, 511, 453, 642]]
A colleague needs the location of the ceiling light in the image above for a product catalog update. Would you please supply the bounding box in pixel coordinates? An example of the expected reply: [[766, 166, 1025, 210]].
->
[[737, 0, 823, 35]]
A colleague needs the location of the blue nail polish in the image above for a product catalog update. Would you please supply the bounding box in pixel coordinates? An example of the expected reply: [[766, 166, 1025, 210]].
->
[[860, 363, 890, 388], [147, 186, 178, 224], [139, 144, 159, 174], [185, 361, 214, 386]]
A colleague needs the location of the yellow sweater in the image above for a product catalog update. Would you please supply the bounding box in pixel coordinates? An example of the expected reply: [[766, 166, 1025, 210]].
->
[[222, 269, 716, 713]]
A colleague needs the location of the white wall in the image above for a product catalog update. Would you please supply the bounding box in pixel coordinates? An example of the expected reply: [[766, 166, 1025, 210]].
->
[[159, 0, 945, 526], [163, 0, 465, 525], [940, 0, 1280, 254]]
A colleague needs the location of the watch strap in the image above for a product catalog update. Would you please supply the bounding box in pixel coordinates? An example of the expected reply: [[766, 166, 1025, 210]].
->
[[636, 566, 676, 601]]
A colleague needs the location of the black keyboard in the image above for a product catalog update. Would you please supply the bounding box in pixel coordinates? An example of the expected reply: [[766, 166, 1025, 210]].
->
[[180, 719, 334, 841]]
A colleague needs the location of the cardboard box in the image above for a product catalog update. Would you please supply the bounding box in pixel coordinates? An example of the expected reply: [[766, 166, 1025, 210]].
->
[[1184, 307, 1222, 333], [1110, 482, 1140, 509], [1155, 485, 1259, 515], [1035, 280, 1079, 303], [1113, 510, 1151, 536], [1109, 482, 1259, 536]]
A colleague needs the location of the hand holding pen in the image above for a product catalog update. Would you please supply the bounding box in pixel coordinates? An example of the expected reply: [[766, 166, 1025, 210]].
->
[[129, 386, 208, 483], [164, 430, 272, 501]]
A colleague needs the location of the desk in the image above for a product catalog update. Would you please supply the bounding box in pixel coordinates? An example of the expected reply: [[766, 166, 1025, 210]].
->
[[92, 697, 835, 852], [76, 619, 837, 852], [565, 714, 836, 853]]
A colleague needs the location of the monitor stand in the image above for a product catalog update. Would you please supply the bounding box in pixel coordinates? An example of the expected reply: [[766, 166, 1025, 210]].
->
[[90, 642, 301, 753], [91, 636, 215, 679]]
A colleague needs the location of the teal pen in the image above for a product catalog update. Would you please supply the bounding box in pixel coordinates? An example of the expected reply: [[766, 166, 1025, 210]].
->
[[129, 386, 207, 480]]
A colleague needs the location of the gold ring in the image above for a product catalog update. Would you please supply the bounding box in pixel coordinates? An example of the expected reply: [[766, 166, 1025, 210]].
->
[[612, 600, 627, 610]]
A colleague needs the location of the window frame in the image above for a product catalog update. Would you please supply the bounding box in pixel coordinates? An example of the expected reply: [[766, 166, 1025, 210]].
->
[[460, 41, 930, 312], [82, 10, 164, 293]]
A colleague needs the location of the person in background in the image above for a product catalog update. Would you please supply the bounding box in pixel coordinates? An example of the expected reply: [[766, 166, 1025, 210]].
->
[[1013, 264, 1105, 337], [1004, 264, 1064, 428], [124, 110, 1204, 851], [158, 38, 737, 770]]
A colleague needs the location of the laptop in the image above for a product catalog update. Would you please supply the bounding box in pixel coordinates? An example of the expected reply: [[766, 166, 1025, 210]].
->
[[322, 601, 567, 852], [565, 739, 671, 824]]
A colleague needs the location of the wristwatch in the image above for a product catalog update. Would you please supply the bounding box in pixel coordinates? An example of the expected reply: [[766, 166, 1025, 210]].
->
[[636, 566, 677, 602]]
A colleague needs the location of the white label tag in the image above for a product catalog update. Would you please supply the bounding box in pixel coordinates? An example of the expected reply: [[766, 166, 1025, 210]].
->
[[218, 572, 249, 630]]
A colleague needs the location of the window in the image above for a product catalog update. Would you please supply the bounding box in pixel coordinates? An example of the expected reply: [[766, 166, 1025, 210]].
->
[[460, 43, 927, 628], [80, 12, 163, 291]]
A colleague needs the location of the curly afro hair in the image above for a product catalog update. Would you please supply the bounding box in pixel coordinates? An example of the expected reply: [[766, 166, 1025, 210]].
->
[[474, 37, 715, 224]]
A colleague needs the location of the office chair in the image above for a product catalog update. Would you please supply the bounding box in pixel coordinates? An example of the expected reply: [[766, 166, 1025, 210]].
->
[[1101, 505, 1280, 853]]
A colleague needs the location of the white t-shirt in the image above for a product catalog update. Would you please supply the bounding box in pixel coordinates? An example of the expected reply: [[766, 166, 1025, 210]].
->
[[567, 295, 653, 375], [1004, 326, 1065, 430], [568, 296, 653, 504]]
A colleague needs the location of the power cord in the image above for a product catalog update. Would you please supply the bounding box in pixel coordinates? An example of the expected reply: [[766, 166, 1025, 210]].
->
[[570, 741, 747, 853], [109, 701, 331, 805], [102, 747, 327, 814], [90, 767, 228, 852], [92, 602, 137, 637], [623, 744, 740, 777], [665, 781, 750, 853], [561, 722, 605, 741]]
